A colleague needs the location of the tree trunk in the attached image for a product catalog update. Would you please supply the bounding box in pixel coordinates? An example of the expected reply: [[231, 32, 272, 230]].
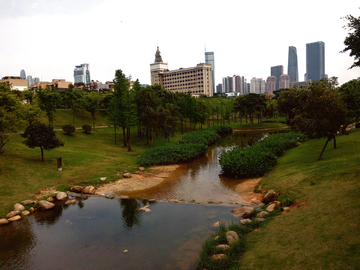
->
[[122, 127, 127, 147], [333, 134, 337, 149], [317, 137, 330, 161], [127, 127, 132, 152], [92, 113, 95, 130], [41, 147, 44, 162], [114, 121, 117, 144]]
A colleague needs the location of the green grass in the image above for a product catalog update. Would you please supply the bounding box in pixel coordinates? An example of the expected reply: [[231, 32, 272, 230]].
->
[[238, 128, 360, 269]]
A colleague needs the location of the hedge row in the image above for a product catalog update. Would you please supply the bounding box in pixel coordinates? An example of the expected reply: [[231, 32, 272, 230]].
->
[[219, 132, 305, 178], [138, 125, 232, 166]]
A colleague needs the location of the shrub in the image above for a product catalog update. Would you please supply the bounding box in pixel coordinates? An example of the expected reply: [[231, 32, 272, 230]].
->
[[177, 125, 232, 146], [82, 124, 92, 134], [355, 122, 360, 129], [62, 124, 75, 135]]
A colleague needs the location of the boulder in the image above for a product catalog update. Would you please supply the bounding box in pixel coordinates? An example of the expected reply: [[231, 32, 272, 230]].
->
[[29, 207, 35, 213], [240, 219, 252, 225], [139, 167, 145, 171], [70, 186, 84, 193], [56, 192, 68, 201], [271, 201, 282, 207], [212, 221, 221, 227], [256, 211, 269, 218], [119, 195, 130, 199], [83, 186, 96, 194], [215, 244, 230, 251], [105, 191, 116, 199], [13, 203, 25, 212], [262, 190, 276, 204], [38, 200, 55, 210], [8, 215, 21, 222], [266, 203, 277, 212], [21, 200, 34, 205], [65, 199, 76, 205], [123, 172, 132, 178], [22, 210, 30, 216], [6, 210, 20, 219], [47, 197, 55, 202], [226, 230, 239, 245], [231, 206, 255, 218], [100, 177, 107, 182], [211, 254, 227, 261], [283, 207, 290, 214], [0, 218, 9, 226], [249, 198, 262, 206]]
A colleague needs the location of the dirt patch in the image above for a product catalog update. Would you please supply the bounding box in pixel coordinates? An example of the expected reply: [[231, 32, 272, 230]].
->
[[289, 200, 308, 209], [30, 187, 58, 199], [234, 178, 263, 202]]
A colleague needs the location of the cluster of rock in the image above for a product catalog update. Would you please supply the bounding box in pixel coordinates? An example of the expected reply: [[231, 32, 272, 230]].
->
[[0, 192, 77, 226]]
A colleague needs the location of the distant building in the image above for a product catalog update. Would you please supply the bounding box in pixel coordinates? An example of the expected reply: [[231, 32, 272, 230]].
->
[[205, 52, 215, 94], [74, 63, 91, 84], [27, 75, 33, 86], [306, 41, 325, 81], [271, 65, 284, 90], [150, 47, 213, 97], [279, 74, 290, 89], [0, 76, 28, 91], [20, 69, 26, 80], [288, 46, 298, 83], [266, 76, 276, 95], [216, 83, 222, 93], [250, 77, 266, 94], [222, 75, 245, 94]]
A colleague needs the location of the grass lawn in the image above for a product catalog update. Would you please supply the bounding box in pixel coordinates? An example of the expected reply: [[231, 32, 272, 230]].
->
[[239, 128, 360, 269]]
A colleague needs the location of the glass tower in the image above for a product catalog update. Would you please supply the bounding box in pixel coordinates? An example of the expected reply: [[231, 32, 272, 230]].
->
[[20, 69, 26, 80], [288, 46, 298, 83], [306, 41, 325, 81], [205, 52, 215, 93], [74, 64, 90, 84], [271, 65, 283, 90]]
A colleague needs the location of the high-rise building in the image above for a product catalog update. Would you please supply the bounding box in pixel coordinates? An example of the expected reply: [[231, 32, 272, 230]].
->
[[306, 41, 325, 81], [27, 75, 33, 86], [279, 74, 290, 89], [271, 65, 283, 90], [288, 46, 298, 83], [250, 77, 266, 94], [150, 47, 213, 97], [20, 69, 26, 80], [205, 52, 215, 94], [216, 84, 222, 93], [222, 75, 245, 94], [266, 76, 276, 95], [74, 63, 91, 84]]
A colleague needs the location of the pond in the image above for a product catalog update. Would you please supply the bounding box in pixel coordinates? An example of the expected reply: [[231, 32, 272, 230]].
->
[[0, 131, 277, 270]]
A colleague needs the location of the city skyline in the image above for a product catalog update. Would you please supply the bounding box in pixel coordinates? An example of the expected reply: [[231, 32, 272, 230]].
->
[[0, 1, 359, 87]]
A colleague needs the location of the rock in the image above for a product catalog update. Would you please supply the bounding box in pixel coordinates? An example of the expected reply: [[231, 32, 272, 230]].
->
[[256, 211, 269, 218], [226, 230, 239, 245], [21, 200, 34, 205], [215, 244, 230, 251], [100, 177, 107, 182], [212, 221, 221, 227], [169, 199, 181, 203], [266, 203, 277, 212], [231, 206, 255, 218], [240, 219, 252, 225], [214, 236, 219, 241], [271, 201, 282, 207], [262, 190, 276, 204], [105, 192, 116, 199], [47, 197, 55, 202], [65, 199, 76, 205], [148, 199, 156, 202], [83, 186, 96, 194], [119, 195, 130, 199], [8, 215, 21, 222], [38, 200, 55, 210], [70, 186, 84, 193], [255, 218, 265, 222], [211, 254, 227, 261], [0, 218, 9, 226], [22, 210, 30, 216], [139, 205, 151, 212], [139, 167, 145, 171], [283, 207, 290, 214], [29, 207, 35, 213], [56, 192, 68, 200], [6, 210, 20, 219], [249, 198, 262, 206], [123, 172, 132, 178], [13, 203, 25, 212]]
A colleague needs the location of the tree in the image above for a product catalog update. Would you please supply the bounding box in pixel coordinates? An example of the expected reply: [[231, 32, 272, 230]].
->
[[64, 89, 84, 126], [234, 93, 265, 126], [21, 121, 64, 161], [290, 78, 347, 161], [277, 87, 308, 125], [37, 89, 62, 128], [341, 11, 360, 69], [83, 92, 101, 130], [338, 79, 360, 123]]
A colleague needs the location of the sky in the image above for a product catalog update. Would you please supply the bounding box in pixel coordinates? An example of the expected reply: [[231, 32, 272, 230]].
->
[[0, 0, 359, 87]]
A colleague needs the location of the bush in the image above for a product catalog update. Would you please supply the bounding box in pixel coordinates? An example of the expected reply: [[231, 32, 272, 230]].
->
[[177, 125, 232, 146], [138, 144, 208, 166], [62, 124, 75, 135], [355, 122, 360, 129], [82, 124, 92, 134]]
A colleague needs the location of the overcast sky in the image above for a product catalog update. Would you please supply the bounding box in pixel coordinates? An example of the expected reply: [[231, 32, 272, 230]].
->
[[0, 0, 359, 87]]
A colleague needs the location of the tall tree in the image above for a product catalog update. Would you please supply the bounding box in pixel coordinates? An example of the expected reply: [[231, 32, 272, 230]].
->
[[83, 91, 101, 130], [64, 89, 85, 126], [37, 89, 62, 128], [341, 11, 360, 69], [338, 79, 360, 123]]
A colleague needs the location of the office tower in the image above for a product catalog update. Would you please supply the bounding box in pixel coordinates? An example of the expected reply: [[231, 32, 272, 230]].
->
[[271, 65, 283, 90], [205, 52, 215, 94], [250, 77, 265, 94], [279, 74, 290, 89], [288, 46, 298, 82], [74, 63, 91, 84], [20, 69, 26, 80], [216, 84, 222, 93], [266, 76, 276, 95], [306, 41, 325, 81], [222, 77, 228, 93], [26, 75, 33, 86]]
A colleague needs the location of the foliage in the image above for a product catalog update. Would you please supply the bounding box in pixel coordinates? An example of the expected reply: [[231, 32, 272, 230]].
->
[[234, 94, 267, 126], [338, 79, 360, 122], [137, 143, 207, 166], [356, 122, 360, 128], [341, 11, 360, 69], [83, 92, 102, 130], [63, 89, 85, 125], [178, 125, 232, 146], [82, 124, 92, 134], [21, 121, 64, 161], [219, 132, 304, 178], [277, 87, 307, 124], [62, 124, 75, 135], [37, 89, 62, 128]]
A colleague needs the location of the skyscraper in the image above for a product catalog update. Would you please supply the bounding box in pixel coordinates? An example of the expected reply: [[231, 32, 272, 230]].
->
[[306, 41, 325, 81], [205, 52, 215, 94], [271, 65, 283, 90], [266, 76, 276, 95], [20, 69, 26, 80], [288, 46, 298, 83], [74, 64, 91, 84], [279, 74, 290, 89]]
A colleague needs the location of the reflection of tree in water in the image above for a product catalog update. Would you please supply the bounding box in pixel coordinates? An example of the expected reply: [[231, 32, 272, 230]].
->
[[119, 199, 157, 229]]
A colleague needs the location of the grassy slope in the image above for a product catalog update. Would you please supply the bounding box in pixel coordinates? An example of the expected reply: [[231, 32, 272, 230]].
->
[[240, 128, 360, 269]]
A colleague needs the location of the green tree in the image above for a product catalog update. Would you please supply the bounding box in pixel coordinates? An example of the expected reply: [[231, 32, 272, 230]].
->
[[338, 79, 360, 123], [83, 91, 101, 130], [341, 11, 360, 69], [64, 89, 85, 126], [277, 87, 308, 125], [37, 89, 62, 128], [21, 121, 64, 161], [234, 93, 265, 126]]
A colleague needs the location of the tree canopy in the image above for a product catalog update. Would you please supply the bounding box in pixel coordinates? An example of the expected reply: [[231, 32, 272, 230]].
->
[[341, 11, 360, 69]]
